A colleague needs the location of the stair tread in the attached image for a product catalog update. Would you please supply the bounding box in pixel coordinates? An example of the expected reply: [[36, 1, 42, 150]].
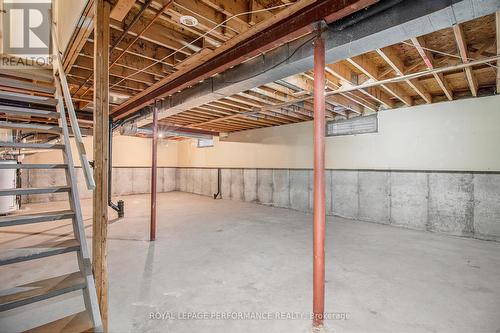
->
[[0, 105, 60, 118], [0, 91, 57, 107], [0, 77, 55, 94], [0, 271, 85, 312], [24, 310, 93, 333], [0, 68, 54, 84], [0, 239, 80, 266], [0, 164, 67, 170], [0, 186, 71, 197], [0, 121, 62, 133], [0, 210, 74, 227], [0, 142, 65, 150]]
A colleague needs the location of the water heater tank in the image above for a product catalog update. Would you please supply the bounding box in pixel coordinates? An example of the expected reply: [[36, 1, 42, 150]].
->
[[0, 160, 17, 214]]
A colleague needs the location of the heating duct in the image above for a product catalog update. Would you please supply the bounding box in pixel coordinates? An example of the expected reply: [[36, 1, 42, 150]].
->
[[119, 123, 214, 140]]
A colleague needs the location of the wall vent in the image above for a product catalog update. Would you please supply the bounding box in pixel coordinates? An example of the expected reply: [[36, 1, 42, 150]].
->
[[326, 114, 378, 137], [197, 138, 214, 148]]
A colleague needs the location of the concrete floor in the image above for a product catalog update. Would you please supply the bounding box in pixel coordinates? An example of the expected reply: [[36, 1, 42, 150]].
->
[[1, 192, 499, 333]]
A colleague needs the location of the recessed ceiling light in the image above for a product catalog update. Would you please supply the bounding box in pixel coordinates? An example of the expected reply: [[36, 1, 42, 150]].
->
[[180, 15, 198, 27]]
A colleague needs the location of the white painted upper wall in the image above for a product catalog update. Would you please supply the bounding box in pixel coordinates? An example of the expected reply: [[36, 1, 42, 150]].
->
[[177, 95, 500, 171], [54, 0, 88, 52], [24, 135, 179, 167], [24, 95, 500, 171]]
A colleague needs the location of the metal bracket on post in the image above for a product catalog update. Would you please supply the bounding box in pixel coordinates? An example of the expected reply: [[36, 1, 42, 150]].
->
[[313, 20, 328, 38]]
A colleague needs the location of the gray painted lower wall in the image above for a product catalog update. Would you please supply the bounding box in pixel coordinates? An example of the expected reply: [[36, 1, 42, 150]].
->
[[175, 168, 500, 242], [20, 167, 500, 242], [20, 167, 177, 203]]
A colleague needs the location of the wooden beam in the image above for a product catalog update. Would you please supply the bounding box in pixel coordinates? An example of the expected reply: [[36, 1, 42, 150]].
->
[[92, 1, 110, 331], [80, 42, 172, 76], [72, 57, 157, 86], [410, 37, 453, 101], [342, 91, 378, 112], [376, 47, 432, 104], [326, 62, 394, 109], [112, 0, 373, 119], [226, 54, 500, 119], [107, 25, 180, 63], [327, 62, 355, 84], [361, 87, 395, 109], [249, 0, 274, 25], [109, 17, 201, 56], [453, 24, 478, 96], [283, 74, 314, 91], [406, 79, 432, 103], [110, 0, 135, 21], [251, 86, 315, 118], [347, 55, 413, 106], [376, 47, 404, 74], [328, 94, 363, 114], [169, 0, 248, 36], [287, 72, 375, 112], [199, 0, 251, 27], [136, 3, 226, 46]]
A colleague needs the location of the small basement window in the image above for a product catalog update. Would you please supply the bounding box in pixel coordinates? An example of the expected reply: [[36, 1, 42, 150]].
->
[[197, 138, 214, 148], [326, 114, 378, 137]]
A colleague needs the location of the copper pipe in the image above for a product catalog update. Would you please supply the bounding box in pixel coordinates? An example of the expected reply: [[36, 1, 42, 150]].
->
[[150, 102, 158, 241], [312, 35, 326, 328]]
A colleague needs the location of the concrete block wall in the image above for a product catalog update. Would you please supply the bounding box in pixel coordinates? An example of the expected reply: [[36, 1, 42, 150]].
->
[[21, 167, 177, 203], [176, 168, 500, 242], [21, 166, 500, 241]]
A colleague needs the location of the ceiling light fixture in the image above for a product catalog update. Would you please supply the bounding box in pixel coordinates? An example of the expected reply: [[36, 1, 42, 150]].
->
[[180, 15, 198, 27]]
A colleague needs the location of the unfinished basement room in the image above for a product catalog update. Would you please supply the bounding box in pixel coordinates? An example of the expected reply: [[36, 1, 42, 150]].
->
[[1, 0, 500, 332]]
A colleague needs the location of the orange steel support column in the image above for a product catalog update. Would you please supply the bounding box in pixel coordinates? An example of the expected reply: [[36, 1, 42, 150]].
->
[[312, 35, 326, 328], [150, 103, 158, 241]]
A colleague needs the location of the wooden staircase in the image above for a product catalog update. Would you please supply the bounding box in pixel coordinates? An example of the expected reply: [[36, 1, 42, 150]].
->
[[0, 56, 102, 333]]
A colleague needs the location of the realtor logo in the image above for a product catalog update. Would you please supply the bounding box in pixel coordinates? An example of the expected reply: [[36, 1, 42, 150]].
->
[[2, 0, 51, 60]]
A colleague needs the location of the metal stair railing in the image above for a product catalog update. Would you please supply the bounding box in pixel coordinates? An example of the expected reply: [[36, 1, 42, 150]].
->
[[51, 22, 95, 190], [54, 77, 103, 333]]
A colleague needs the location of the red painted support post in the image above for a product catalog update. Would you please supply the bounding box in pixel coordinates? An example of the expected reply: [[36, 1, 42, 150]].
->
[[150, 102, 158, 241], [312, 35, 326, 329]]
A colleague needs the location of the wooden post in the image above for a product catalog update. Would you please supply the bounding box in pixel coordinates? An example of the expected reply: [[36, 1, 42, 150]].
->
[[150, 103, 158, 241], [93, 0, 110, 331]]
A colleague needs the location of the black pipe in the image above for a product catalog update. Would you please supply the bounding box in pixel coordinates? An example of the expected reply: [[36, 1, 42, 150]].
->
[[16, 161, 22, 210], [213, 168, 222, 199], [108, 120, 124, 218]]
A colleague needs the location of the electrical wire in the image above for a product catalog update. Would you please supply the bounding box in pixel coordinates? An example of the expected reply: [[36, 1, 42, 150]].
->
[[109, 2, 295, 90], [222, 34, 318, 84]]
